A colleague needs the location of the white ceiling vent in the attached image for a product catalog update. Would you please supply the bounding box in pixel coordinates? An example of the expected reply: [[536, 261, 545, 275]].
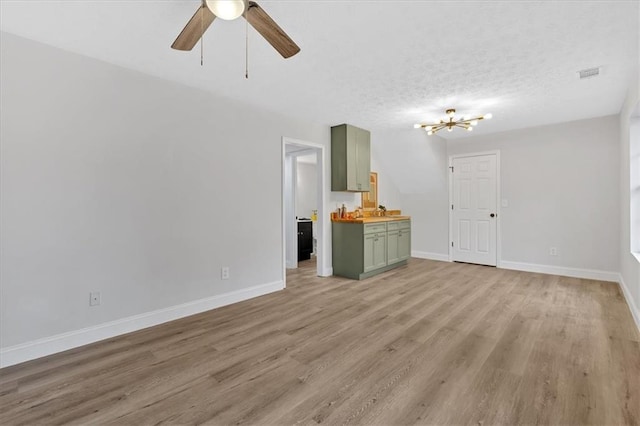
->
[[578, 67, 600, 79]]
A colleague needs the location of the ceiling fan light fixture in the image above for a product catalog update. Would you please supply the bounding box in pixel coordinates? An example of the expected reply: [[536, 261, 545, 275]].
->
[[172, 0, 301, 60], [206, 0, 247, 20]]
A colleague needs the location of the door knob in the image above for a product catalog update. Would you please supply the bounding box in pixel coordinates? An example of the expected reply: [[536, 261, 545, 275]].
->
[[490, 213, 495, 218]]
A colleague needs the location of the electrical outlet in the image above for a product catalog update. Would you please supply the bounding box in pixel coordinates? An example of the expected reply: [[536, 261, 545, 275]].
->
[[549, 247, 558, 256], [90, 291, 101, 306], [221, 267, 230, 280]]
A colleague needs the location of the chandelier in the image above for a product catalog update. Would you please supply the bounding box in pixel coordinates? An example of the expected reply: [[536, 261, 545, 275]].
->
[[414, 109, 492, 135]]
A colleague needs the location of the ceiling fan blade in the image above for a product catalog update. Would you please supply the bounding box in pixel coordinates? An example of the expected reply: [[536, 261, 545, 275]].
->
[[171, 5, 216, 51], [244, 1, 300, 58]]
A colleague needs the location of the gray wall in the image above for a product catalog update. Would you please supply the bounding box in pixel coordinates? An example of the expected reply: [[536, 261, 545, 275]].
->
[[1, 31, 637, 364], [0, 33, 345, 353], [448, 116, 621, 272], [619, 76, 640, 326], [373, 116, 622, 274], [371, 129, 449, 258], [295, 161, 317, 219]]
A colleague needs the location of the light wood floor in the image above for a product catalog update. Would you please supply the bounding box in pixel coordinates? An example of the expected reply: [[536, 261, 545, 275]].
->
[[1, 258, 639, 425]]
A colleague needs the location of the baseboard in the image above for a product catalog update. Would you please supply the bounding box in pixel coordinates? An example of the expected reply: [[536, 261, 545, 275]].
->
[[320, 266, 333, 277], [499, 261, 620, 282], [411, 251, 450, 262], [618, 273, 640, 333], [0, 280, 284, 369]]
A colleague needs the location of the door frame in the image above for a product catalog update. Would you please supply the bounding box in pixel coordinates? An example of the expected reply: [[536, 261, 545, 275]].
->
[[284, 153, 299, 270], [281, 137, 328, 287], [448, 150, 502, 267]]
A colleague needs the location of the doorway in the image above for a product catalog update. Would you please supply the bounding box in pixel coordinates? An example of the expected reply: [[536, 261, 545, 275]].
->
[[282, 137, 327, 285], [449, 151, 500, 266]]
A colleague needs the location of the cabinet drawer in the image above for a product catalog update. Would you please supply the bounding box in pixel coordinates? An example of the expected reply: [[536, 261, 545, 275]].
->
[[387, 220, 410, 231], [364, 223, 387, 234], [387, 222, 399, 231]]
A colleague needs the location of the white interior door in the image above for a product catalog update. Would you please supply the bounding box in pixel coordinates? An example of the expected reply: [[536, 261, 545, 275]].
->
[[452, 154, 497, 266]]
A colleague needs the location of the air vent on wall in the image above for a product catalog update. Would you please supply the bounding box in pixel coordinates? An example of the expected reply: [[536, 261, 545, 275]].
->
[[578, 67, 600, 79]]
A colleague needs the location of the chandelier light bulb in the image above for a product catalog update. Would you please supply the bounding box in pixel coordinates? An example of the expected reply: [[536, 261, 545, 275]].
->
[[470, 120, 479, 126], [425, 126, 433, 131], [206, 0, 246, 20], [427, 131, 434, 136], [447, 127, 453, 132], [483, 113, 493, 120], [413, 124, 421, 129], [467, 127, 473, 131]]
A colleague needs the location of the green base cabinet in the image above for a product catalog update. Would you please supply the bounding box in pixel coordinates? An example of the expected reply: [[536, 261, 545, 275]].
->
[[332, 220, 411, 280], [387, 220, 411, 264], [364, 231, 387, 272]]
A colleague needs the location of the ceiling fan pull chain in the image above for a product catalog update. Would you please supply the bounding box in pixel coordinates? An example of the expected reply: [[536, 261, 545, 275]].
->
[[200, 3, 204, 66], [245, 12, 249, 79]]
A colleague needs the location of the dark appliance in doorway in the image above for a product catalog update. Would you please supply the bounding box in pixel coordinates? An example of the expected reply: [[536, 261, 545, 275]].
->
[[298, 220, 312, 261]]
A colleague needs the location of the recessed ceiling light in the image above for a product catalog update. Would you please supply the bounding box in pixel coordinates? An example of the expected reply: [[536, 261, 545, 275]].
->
[[578, 67, 600, 79]]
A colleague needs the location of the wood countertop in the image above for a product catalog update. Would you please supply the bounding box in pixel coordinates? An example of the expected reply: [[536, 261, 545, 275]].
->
[[332, 215, 411, 224]]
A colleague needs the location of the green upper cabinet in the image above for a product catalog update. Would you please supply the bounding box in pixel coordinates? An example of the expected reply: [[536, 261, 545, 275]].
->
[[331, 124, 371, 192]]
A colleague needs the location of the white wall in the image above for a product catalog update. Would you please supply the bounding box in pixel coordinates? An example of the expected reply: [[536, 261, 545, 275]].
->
[[295, 161, 317, 219], [619, 77, 640, 329], [0, 33, 351, 366], [448, 116, 621, 274], [370, 155, 402, 211], [372, 129, 450, 259]]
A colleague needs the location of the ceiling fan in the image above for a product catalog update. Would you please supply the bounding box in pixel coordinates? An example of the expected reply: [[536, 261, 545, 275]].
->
[[171, 0, 300, 59]]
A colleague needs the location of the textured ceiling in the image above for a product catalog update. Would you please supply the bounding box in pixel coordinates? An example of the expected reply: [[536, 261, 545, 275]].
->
[[1, 0, 638, 139]]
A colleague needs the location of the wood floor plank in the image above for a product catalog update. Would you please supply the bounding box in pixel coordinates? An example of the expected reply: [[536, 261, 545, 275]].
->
[[483, 313, 543, 376], [447, 366, 523, 426], [1, 258, 638, 425]]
